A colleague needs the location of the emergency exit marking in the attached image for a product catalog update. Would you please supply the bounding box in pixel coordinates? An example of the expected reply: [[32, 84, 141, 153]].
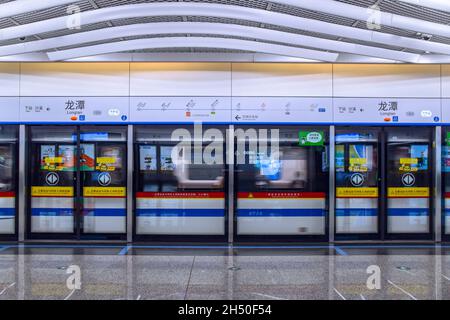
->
[[402, 173, 415, 187], [350, 173, 364, 187], [98, 172, 111, 187], [45, 172, 59, 186]]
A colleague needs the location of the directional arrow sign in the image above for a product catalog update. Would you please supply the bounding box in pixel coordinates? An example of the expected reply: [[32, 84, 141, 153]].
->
[[235, 115, 241, 121], [45, 172, 59, 186], [98, 172, 111, 187], [350, 173, 364, 187], [402, 173, 415, 187]]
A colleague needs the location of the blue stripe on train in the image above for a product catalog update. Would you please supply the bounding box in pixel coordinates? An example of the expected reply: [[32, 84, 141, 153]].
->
[[336, 209, 378, 217], [32, 209, 125, 217], [0, 208, 15, 217], [83, 209, 126, 217], [444, 209, 450, 217], [237, 209, 325, 217], [136, 209, 225, 217], [388, 208, 429, 216]]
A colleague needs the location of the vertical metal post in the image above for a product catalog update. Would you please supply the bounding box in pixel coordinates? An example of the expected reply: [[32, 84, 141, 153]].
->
[[18, 125, 26, 242], [127, 125, 134, 243], [435, 126, 442, 242], [228, 125, 235, 244], [329, 125, 336, 243]]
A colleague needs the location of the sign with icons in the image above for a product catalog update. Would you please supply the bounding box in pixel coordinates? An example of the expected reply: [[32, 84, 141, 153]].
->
[[20, 97, 129, 123], [350, 173, 365, 187], [333, 98, 441, 124], [299, 131, 324, 146], [232, 97, 332, 123], [45, 172, 59, 186], [0, 97, 20, 122], [130, 96, 231, 123], [402, 173, 415, 187]]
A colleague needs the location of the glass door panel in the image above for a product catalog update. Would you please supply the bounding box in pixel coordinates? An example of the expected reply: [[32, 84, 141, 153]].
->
[[28, 126, 127, 240], [80, 127, 127, 235], [29, 126, 77, 236], [386, 128, 432, 236], [235, 126, 329, 241], [134, 125, 227, 240], [335, 129, 380, 237]]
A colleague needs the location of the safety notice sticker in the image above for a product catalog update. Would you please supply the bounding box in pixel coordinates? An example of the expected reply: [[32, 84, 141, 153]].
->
[[31, 186, 74, 197], [336, 187, 378, 198], [388, 187, 429, 198], [83, 187, 126, 197]]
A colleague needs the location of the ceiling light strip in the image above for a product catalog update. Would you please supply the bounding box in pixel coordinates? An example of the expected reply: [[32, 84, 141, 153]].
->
[[0, 22, 419, 62], [46, 37, 339, 61], [0, 0, 78, 19], [396, 0, 450, 13]]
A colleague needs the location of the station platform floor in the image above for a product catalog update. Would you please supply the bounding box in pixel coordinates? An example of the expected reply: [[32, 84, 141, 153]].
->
[[0, 244, 449, 300]]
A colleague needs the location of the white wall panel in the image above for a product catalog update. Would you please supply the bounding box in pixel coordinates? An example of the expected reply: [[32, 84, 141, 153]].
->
[[333, 64, 441, 98], [232, 63, 332, 97], [0, 63, 20, 96], [443, 65, 450, 98], [130, 63, 231, 96], [20, 63, 130, 96]]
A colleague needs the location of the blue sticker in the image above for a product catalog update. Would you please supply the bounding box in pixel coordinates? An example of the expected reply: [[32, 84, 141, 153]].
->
[[318, 108, 326, 113], [121, 115, 128, 121], [393, 116, 399, 122], [79, 115, 86, 121], [434, 116, 440, 122]]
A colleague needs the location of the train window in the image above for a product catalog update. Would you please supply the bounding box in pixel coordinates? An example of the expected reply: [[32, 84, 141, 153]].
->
[[235, 126, 329, 237], [0, 126, 18, 235], [135, 126, 227, 237]]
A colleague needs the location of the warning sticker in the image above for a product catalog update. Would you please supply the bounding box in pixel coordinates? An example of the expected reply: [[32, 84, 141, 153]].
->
[[32, 186, 74, 197], [388, 187, 429, 198], [336, 187, 378, 198], [400, 158, 418, 165], [83, 187, 126, 197]]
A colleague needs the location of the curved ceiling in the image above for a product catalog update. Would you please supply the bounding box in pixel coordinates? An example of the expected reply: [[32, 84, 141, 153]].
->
[[0, 0, 449, 63]]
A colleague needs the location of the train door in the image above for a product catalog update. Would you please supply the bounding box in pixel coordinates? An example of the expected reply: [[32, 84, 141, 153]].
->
[[234, 126, 329, 242], [134, 125, 228, 242], [27, 126, 127, 240], [385, 127, 433, 239], [335, 128, 381, 240], [0, 126, 18, 240]]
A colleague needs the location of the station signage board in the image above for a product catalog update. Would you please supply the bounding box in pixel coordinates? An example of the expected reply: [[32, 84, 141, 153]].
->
[[333, 98, 441, 124], [231, 97, 332, 123], [129, 97, 231, 123], [0, 97, 20, 122], [20, 97, 129, 123]]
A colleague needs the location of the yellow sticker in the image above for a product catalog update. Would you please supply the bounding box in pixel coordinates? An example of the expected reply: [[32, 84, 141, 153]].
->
[[399, 165, 419, 172], [388, 187, 429, 197], [336, 187, 379, 198], [400, 158, 418, 165], [96, 157, 116, 164], [44, 157, 63, 164], [32, 186, 74, 197], [83, 187, 126, 197], [348, 165, 368, 173], [349, 158, 367, 165]]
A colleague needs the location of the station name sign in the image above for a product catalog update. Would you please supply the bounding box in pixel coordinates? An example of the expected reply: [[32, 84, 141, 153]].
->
[[333, 98, 441, 124], [0, 96, 447, 124]]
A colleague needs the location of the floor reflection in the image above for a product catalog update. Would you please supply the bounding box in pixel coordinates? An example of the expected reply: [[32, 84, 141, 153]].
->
[[0, 247, 448, 300]]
